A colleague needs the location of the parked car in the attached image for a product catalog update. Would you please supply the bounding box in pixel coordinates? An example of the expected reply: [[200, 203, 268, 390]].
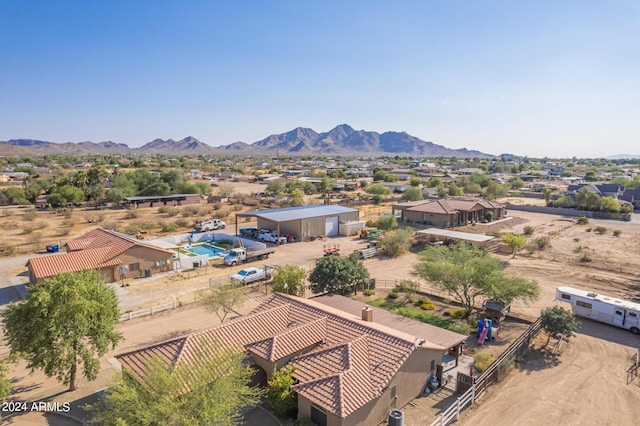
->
[[230, 266, 275, 285], [257, 229, 287, 244], [239, 227, 259, 239], [194, 218, 226, 232]]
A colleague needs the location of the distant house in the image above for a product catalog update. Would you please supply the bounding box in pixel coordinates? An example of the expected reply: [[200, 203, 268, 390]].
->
[[393, 199, 506, 227], [116, 293, 467, 426], [381, 182, 410, 193], [124, 194, 201, 208], [25, 228, 174, 284], [620, 187, 640, 209], [454, 167, 484, 175], [566, 184, 625, 199]]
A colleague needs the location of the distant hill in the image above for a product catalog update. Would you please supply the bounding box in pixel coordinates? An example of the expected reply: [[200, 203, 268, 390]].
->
[[0, 125, 494, 158], [606, 154, 640, 160]]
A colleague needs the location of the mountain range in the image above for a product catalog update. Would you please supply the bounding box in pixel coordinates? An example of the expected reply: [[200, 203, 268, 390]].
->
[[0, 124, 492, 158]]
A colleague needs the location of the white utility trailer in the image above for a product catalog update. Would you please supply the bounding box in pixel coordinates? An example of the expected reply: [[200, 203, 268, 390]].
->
[[556, 286, 640, 334]]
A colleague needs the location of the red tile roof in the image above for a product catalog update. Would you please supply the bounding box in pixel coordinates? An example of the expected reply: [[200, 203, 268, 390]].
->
[[406, 199, 456, 214], [116, 294, 435, 418], [27, 228, 173, 281]]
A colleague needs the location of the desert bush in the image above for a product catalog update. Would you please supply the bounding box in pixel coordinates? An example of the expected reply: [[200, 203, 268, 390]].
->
[[211, 202, 222, 211], [579, 253, 592, 263], [585, 227, 592, 232], [447, 321, 474, 335], [181, 205, 200, 217], [125, 209, 138, 219], [165, 207, 179, 217], [162, 223, 177, 232], [213, 210, 228, 220], [378, 228, 413, 258], [573, 245, 583, 253], [199, 207, 212, 217], [21, 226, 34, 234], [158, 206, 169, 214], [415, 296, 432, 306], [612, 230, 622, 237], [388, 290, 399, 300], [531, 236, 551, 250], [363, 289, 375, 297], [62, 209, 74, 219], [141, 221, 158, 230], [594, 226, 607, 235], [58, 226, 72, 236], [175, 218, 190, 228], [523, 225, 535, 236], [450, 309, 467, 319], [233, 204, 244, 211], [22, 209, 38, 221], [62, 218, 76, 227], [576, 216, 589, 225], [29, 233, 43, 251], [474, 351, 494, 373], [0, 243, 15, 256], [496, 358, 514, 381], [420, 302, 436, 310], [123, 223, 140, 234], [1, 209, 16, 217], [573, 237, 580, 242], [102, 220, 118, 231]]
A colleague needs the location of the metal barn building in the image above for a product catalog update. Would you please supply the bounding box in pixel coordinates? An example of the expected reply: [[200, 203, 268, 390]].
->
[[235, 205, 360, 242]]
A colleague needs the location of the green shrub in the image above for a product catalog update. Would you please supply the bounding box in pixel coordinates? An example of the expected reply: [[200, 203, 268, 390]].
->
[[613, 230, 622, 237], [585, 227, 592, 232], [363, 289, 375, 297], [415, 296, 432, 306], [594, 226, 607, 235], [531, 236, 551, 250], [162, 223, 177, 232], [266, 366, 298, 417], [443, 311, 451, 317], [447, 321, 474, 335], [576, 216, 589, 225], [420, 302, 436, 310], [181, 205, 200, 217], [450, 309, 467, 319], [579, 253, 592, 263], [158, 206, 169, 214], [141, 221, 157, 230], [165, 207, 179, 217], [474, 351, 494, 373], [123, 223, 140, 234], [218, 239, 233, 246], [573, 245, 583, 253], [388, 292, 399, 300], [523, 225, 535, 236]]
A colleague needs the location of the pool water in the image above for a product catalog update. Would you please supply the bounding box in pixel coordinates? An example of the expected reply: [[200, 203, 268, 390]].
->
[[187, 243, 227, 257]]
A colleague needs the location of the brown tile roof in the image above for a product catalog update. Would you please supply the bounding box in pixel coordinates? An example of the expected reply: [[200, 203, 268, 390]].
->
[[116, 293, 435, 419], [405, 199, 456, 215], [26, 247, 122, 280], [27, 228, 173, 281]]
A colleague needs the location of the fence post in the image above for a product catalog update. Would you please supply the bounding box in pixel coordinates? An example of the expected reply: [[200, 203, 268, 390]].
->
[[471, 382, 475, 405], [439, 414, 444, 426], [151, 306, 155, 315], [455, 397, 461, 420]]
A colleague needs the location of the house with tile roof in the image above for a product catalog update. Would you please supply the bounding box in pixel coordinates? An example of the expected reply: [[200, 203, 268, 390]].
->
[[392, 199, 505, 227], [26, 228, 174, 284], [116, 293, 467, 426]]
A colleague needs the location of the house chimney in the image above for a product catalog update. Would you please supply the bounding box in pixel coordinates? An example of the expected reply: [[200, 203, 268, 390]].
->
[[361, 307, 373, 322]]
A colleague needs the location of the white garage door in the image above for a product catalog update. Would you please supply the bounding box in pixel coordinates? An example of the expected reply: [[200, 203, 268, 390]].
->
[[325, 216, 339, 237]]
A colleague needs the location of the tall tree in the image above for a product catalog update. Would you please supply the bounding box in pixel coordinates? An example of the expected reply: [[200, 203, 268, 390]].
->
[[413, 243, 540, 316], [541, 306, 580, 347], [501, 233, 527, 258], [272, 264, 307, 297], [86, 345, 262, 425], [200, 283, 245, 323], [2, 270, 122, 391], [309, 253, 370, 295]]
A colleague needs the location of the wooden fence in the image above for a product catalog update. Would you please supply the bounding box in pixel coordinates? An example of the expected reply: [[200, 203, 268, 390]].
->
[[430, 317, 543, 426], [119, 299, 178, 321]]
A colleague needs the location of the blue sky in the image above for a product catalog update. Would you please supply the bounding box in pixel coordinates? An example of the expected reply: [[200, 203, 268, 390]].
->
[[1, 1, 638, 157]]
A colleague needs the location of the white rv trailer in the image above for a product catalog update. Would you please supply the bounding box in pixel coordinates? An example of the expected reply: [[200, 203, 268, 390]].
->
[[556, 286, 640, 334]]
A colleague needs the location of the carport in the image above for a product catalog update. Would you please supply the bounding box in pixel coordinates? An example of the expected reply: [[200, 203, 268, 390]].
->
[[235, 205, 360, 244]]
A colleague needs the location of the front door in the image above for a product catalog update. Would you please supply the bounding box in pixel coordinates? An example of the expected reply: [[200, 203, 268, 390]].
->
[[613, 309, 625, 327]]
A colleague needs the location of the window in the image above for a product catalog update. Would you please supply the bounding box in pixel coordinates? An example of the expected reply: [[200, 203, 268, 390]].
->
[[310, 406, 327, 426], [390, 385, 397, 400], [576, 300, 592, 309], [128, 263, 140, 272], [561, 293, 571, 300], [629, 312, 638, 318]]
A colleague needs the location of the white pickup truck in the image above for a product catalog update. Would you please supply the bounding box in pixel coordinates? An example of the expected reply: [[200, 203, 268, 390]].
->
[[230, 267, 275, 285], [195, 219, 226, 232]]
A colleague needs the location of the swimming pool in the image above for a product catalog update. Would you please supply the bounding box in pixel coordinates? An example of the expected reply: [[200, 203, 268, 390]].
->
[[187, 243, 227, 257]]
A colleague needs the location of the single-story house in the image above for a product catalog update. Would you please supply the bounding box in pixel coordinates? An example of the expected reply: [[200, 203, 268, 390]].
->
[[25, 228, 174, 284], [235, 205, 360, 242], [393, 199, 506, 227], [116, 293, 467, 426]]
